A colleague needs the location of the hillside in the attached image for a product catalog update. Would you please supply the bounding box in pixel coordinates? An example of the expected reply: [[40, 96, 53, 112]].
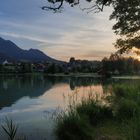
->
[[0, 37, 60, 63]]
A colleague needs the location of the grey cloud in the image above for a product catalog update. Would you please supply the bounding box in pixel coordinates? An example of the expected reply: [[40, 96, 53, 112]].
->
[[0, 0, 116, 61]]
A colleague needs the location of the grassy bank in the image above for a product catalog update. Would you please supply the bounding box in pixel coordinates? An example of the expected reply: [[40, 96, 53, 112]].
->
[[55, 82, 140, 140]]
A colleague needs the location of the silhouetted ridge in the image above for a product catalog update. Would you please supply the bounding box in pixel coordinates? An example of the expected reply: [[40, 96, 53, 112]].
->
[[0, 37, 61, 63]]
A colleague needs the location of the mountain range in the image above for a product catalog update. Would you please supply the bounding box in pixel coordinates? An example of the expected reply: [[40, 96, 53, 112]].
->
[[0, 37, 60, 63]]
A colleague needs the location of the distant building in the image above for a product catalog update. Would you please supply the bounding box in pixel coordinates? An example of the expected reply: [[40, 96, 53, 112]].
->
[[2, 60, 12, 65], [0, 60, 15, 72], [35, 63, 46, 72]]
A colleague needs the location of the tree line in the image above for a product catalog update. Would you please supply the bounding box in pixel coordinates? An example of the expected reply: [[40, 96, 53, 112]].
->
[[102, 54, 140, 75]]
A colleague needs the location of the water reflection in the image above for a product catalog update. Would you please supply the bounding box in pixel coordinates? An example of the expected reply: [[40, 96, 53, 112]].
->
[[0, 75, 124, 140], [0, 76, 104, 110], [0, 76, 53, 109]]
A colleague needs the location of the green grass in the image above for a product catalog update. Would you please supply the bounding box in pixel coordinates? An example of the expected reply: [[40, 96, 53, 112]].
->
[[55, 82, 140, 140], [55, 96, 114, 140], [56, 110, 94, 140], [76, 100, 113, 125]]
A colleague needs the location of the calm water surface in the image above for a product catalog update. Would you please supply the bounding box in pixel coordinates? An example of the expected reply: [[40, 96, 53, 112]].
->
[[0, 75, 138, 140]]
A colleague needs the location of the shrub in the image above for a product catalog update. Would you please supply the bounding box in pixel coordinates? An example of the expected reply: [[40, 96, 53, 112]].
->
[[76, 100, 113, 125], [55, 98, 113, 140], [113, 85, 126, 98], [115, 98, 139, 120], [56, 110, 94, 140]]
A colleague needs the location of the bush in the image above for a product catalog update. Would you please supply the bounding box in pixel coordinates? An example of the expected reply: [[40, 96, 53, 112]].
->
[[55, 98, 113, 140], [113, 85, 126, 98], [113, 83, 140, 101], [76, 101, 113, 125], [116, 98, 139, 120], [56, 110, 94, 140]]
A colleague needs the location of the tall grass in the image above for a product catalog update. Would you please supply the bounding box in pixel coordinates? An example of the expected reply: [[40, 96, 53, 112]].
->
[[56, 109, 94, 140], [55, 81, 140, 140], [1, 118, 18, 140], [55, 92, 113, 140], [1, 118, 28, 140], [111, 82, 140, 139]]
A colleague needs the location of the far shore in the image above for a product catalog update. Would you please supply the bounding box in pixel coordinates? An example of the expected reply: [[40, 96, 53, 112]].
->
[[47, 74, 140, 79], [0, 72, 140, 79], [112, 75, 140, 79], [46, 73, 102, 78], [0, 72, 101, 78]]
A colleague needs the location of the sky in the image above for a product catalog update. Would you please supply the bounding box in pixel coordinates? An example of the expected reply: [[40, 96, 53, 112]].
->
[[0, 0, 117, 61]]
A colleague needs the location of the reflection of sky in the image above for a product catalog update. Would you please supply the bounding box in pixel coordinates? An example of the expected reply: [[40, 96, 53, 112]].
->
[[0, 0, 116, 61], [0, 83, 104, 116]]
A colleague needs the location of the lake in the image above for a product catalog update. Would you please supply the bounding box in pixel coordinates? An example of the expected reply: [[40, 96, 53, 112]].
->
[[0, 75, 139, 140]]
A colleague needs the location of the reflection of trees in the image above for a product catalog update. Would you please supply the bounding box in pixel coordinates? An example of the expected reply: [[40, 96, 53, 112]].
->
[[47, 76, 103, 90], [0, 76, 54, 109], [0, 76, 123, 110], [69, 77, 102, 90], [69, 77, 128, 91]]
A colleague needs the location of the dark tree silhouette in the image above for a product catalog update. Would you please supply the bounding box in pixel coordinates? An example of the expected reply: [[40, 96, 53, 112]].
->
[[42, 0, 140, 55], [42, 0, 111, 12]]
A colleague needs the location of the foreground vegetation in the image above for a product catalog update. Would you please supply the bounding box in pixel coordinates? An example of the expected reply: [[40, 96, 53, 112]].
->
[[55, 81, 140, 140]]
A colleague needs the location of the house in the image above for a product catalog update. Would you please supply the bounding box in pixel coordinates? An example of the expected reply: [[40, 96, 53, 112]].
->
[[1, 60, 15, 72], [2, 60, 11, 65]]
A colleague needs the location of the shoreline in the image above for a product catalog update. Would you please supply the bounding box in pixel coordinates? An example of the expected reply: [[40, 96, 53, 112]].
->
[[0, 73, 140, 79], [46, 73, 101, 78]]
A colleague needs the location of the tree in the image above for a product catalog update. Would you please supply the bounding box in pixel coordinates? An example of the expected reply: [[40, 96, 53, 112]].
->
[[110, 0, 140, 54], [42, 0, 140, 55], [42, 0, 111, 13], [45, 63, 56, 74], [69, 57, 75, 64]]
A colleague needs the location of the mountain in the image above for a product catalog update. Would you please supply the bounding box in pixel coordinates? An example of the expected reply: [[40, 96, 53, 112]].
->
[[0, 52, 14, 64], [0, 37, 60, 63]]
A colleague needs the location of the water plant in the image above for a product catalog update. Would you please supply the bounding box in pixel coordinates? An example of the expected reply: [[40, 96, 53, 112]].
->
[[1, 117, 18, 140]]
